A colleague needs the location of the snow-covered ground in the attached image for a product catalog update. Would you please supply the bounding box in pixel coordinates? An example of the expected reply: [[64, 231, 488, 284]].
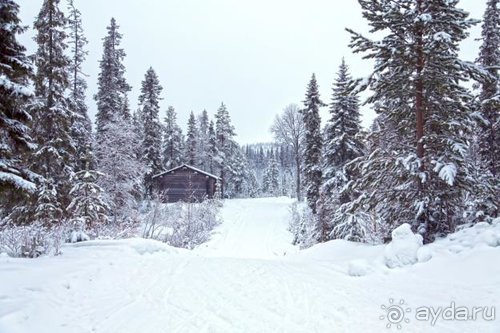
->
[[0, 197, 499, 333]]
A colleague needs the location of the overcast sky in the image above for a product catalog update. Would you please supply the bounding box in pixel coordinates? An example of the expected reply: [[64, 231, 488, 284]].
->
[[18, 0, 485, 144]]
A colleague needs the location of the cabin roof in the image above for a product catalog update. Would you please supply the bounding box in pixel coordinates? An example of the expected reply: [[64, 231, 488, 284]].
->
[[151, 164, 221, 180]]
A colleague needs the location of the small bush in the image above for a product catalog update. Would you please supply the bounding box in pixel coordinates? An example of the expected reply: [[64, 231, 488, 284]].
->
[[142, 199, 221, 249], [0, 221, 65, 257], [288, 202, 318, 249]]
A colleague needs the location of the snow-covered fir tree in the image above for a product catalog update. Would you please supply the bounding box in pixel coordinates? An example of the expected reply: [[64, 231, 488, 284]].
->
[[319, 59, 365, 242], [30, 0, 76, 221], [67, 146, 108, 239], [477, 0, 499, 178], [34, 182, 62, 225], [262, 156, 280, 196], [466, 0, 500, 221], [246, 171, 260, 197], [197, 109, 210, 170], [226, 148, 249, 197], [207, 120, 218, 174], [0, 0, 37, 201], [162, 106, 184, 169], [300, 74, 324, 215], [67, 0, 92, 172], [94, 18, 130, 143], [94, 19, 142, 220], [185, 111, 198, 166], [347, 0, 482, 242], [138, 67, 163, 195], [215, 102, 236, 196]]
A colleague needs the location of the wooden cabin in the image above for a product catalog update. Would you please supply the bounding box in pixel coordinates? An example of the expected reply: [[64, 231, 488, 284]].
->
[[152, 164, 220, 203]]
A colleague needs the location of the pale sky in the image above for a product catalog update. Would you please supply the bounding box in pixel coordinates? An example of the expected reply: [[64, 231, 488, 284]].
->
[[18, 0, 485, 144]]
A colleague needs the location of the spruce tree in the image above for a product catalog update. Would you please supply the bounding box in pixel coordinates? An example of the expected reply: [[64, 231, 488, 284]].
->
[[228, 148, 249, 196], [348, 0, 481, 242], [320, 59, 364, 241], [477, 0, 499, 178], [67, 0, 91, 171], [138, 67, 163, 195], [162, 106, 184, 169], [31, 0, 76, 221], [0, 0, 37, 196], [301, 73, 324, 215], [323, 59, 363, 196], [215, 102, 236, 196], [197, 109, 209, 169], [67, 146, 108, 238], [207, 120, 218, 174], [468, 0, 500, 221], [262, 156, 280, 196], [94, 19, 141, 220], [94, 18, 130, 143], [185, 111, 198, 165]]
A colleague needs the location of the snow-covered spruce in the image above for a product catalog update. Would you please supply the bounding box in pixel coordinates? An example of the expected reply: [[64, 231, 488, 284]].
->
[[138, 67, 164, 196], [0, 0, 38, 203], [300, 74, 324, 217], [29, 0, 77, 222], [346, 0, 485, 242], [318, 59, 365, 243]]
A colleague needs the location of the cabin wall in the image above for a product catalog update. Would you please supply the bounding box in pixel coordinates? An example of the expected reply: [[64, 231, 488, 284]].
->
[[154, 168, 217, 203]]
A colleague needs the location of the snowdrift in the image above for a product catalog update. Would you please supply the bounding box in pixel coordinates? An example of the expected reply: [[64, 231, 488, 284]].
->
[[291, 219, 500, 277]]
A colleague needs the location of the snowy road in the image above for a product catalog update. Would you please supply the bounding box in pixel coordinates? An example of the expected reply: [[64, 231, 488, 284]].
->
[[194, 197, 298, 259], [1, 198, 499, 333]]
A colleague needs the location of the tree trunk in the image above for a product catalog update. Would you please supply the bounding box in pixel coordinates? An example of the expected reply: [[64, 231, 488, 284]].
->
[[415, 0, 427, 239], [415, 0, 425, 170], [295, 151, 302, 202]]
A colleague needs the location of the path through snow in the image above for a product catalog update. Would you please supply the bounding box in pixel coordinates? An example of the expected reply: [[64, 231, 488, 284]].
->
[[194, 197, 297, 259]]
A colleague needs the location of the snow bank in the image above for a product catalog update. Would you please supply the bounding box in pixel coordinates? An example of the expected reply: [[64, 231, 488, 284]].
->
[[384, 223, 423, 268], [438, 220, 500, 253], [292, 239, 384, 263], [67, 238, 179, 255], [292, 220, 500, 276], [347, 259, 373, 277]]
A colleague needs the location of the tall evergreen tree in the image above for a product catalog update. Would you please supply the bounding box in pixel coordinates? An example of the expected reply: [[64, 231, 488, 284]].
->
[[0, 0, 37, 197], [262, 156, 280, 196], [207, 120, 218, 174], [215, 102, 236, 196], [227, 148, 249, 196], [347, 0, 481, 242], [197, 109, 209, 169], [477, 0, 499, 177], [138, 67, 163, 195], [185, 111, 198, 165], [94, 18, 130, 143], [320, 59, 365, 241], [67, 145, 108, 237], [94, 19, 141, 220], [67, 0, 91, 171], [31, 0, 76, 221], [470, 0, 500, 220], [301, 73, 324, 215], [162, 106, 184, 169], [323, 59, 363, 195]]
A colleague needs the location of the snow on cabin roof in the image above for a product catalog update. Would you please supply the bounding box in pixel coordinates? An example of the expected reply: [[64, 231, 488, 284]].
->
[[151, 164, 221, 180]]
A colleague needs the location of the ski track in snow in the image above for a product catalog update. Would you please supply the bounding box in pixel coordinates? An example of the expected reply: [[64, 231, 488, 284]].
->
[[0, 197, 499, 333]]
